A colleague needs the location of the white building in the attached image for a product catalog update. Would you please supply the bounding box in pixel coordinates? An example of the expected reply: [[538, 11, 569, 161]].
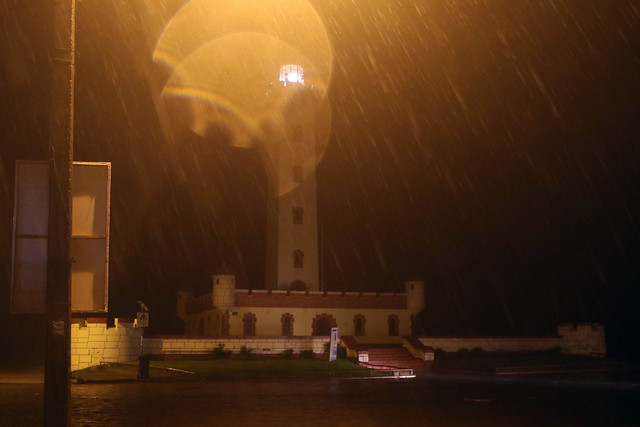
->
[[177, 267, 425, 344]]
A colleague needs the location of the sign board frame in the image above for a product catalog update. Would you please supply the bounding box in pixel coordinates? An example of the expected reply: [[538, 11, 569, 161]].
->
[[329, 327, 339, 361], [10, 160, 111, 313]]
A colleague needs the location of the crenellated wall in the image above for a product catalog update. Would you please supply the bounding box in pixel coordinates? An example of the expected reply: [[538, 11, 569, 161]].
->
[[183, 307, 413, 343], [178, 288, 419, 343], [143, 335, 329, 356], [233, 290, 408, 309], [418, 336, 563, 353], [557, 323, 606, 356], [417, 323, 606, 357], [71, 318, 142, 371]]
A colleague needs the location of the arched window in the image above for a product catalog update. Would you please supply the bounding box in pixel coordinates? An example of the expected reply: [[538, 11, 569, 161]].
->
[[221, 311, 230, 336], [388, 314, 399, 336], [292, 207, 303, 224], [243, 313, 256, 336], [353, 314, 366, 336], [293, 250, 304, 268], [312, 313, 337, 336], [281, 313, 295, 336]]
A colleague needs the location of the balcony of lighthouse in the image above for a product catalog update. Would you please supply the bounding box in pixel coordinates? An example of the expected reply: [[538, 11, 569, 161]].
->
[[279, 64, 304, 87]]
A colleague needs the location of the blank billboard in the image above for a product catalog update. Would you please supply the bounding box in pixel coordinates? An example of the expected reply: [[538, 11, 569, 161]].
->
[[11, 161, 111, 313]]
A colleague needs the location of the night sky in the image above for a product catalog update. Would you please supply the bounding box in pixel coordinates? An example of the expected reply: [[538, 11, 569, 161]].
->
[[1, 0, 640, 359]]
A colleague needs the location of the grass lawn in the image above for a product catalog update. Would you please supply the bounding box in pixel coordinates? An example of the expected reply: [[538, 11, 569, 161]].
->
[[72, 358, 386, 382]]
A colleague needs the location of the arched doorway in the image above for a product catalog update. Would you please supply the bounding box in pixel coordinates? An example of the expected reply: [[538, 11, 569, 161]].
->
[[243, 313, 256, 336], [387, 314, 399, 336], [353, 314, 366, 336], [281, 313, 294, 336], [312, 313, 337, 336]]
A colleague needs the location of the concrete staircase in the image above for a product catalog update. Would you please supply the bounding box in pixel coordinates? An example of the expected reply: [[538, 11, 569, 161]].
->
[[365, 344, 430, 371]]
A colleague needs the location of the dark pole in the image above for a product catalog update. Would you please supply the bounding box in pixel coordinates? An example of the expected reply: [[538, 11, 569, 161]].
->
[[44, 0, 75, 425]]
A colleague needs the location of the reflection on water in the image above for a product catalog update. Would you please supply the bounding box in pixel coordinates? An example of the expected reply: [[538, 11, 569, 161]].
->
[[69, 377, 640, 426]]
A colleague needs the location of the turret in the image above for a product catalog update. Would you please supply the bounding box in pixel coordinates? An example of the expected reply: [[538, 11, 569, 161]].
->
[[176, 291, 193, 323], [212, 263, 236, 311], [405, 276, 425, 313]]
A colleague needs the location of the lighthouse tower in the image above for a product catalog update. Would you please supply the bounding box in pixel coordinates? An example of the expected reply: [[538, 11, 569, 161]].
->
[[265, 65, 320, 292]]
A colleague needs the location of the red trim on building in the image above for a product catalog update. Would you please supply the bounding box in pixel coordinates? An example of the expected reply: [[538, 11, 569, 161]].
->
[[235, 291, 407, 309], [71, 318, 108, 324]]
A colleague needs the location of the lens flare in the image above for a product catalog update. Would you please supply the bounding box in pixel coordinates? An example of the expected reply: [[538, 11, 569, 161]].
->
[[153, 0, 333, 196]]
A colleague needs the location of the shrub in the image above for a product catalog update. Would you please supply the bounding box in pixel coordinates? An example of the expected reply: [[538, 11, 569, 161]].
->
[[300, 349, 315, 359], [323, 342, 347, 359], [282, 348, 295, 359], [471, 347, 484, 356], [337, 345, 347, 359], [212, 344, 232, 359], [235, 345, 255, 360]]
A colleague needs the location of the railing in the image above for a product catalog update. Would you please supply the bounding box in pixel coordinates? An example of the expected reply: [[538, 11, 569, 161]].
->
[[358, 361, 415, 378]]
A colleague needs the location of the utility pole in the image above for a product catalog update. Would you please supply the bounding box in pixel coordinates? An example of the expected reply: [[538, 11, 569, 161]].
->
[[44, 0, 75, 425]]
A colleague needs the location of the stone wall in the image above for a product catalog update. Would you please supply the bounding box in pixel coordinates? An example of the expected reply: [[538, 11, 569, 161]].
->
[[418, 336, 563, 353], [71, 318, 141, 371], [417, 323, 606, 357], [557, 323, 606, 356], [142, 335, 330, 356]]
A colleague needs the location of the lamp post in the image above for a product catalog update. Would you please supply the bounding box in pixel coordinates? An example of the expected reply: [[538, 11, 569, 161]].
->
[[44, 0, 75, 425]]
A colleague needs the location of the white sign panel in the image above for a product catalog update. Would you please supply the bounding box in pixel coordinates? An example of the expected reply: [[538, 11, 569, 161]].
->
[[329, 327, 339, 361], [11, 161, 111, 313], [71, 162, 111, 313], [10, 161, 50, 313], [136, 311, 149, 328]]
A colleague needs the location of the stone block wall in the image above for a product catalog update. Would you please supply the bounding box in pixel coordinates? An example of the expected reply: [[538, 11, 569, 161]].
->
[[417, 323, 606, 357], [557, 323, 606, 356], [417, 336, 563, 353], [143, 335, 329, 356], [71, 318, 142, 371]]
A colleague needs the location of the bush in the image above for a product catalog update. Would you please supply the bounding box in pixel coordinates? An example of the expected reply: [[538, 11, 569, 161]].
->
[[235, 345, 255, 360], [282, 348, 295, 359], [212, 344, 232, 359], [471, 347, 484, 356], [300, 349, 315, 359], [337, 345, 347, 359], [323, 342, 347, 359]]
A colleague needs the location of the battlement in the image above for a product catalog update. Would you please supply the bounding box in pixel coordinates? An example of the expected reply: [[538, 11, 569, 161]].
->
[[234, 290, 407, 310], [185, 293, 213, 315], [183, 289, 410, 315]]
